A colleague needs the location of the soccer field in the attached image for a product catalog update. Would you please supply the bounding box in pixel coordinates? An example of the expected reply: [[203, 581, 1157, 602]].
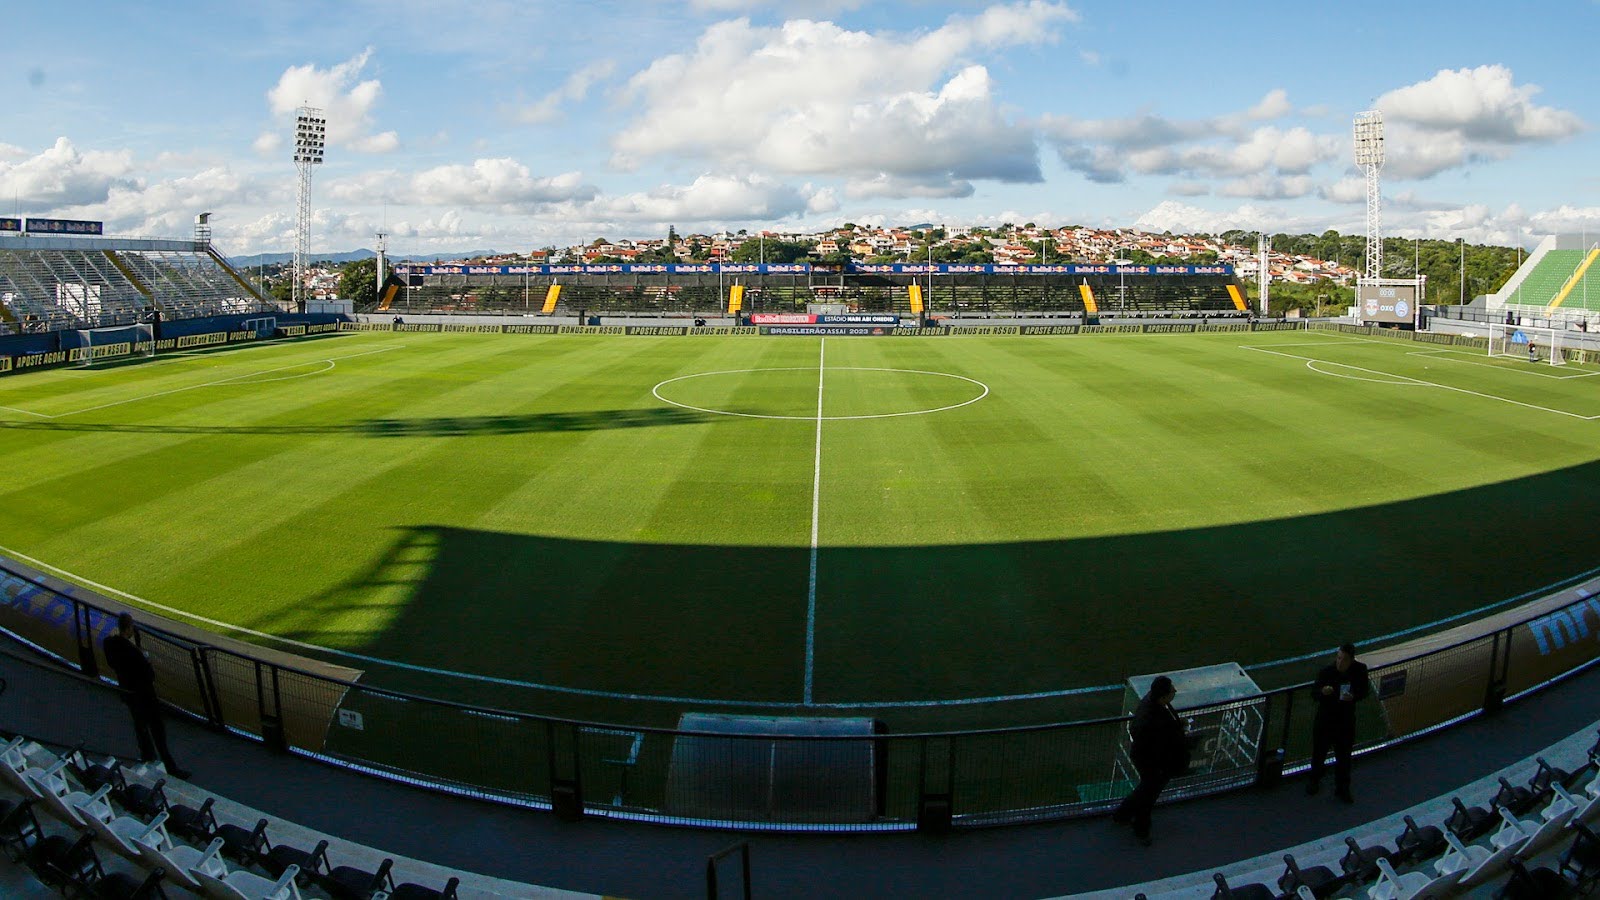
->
[[2, 328, 1599, 730]]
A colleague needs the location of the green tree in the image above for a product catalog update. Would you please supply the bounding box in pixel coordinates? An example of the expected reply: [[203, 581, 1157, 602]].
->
[[267, 276, 294, 306], [338, 258, 377, 304], [730, 239, 813, 264]]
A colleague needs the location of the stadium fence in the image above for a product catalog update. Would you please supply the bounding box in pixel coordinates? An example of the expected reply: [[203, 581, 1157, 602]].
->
[[1, 545, 1596, 832]]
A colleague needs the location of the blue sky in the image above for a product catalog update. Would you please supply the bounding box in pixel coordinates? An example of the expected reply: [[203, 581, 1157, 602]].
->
[[5, 0, 1599, 255]]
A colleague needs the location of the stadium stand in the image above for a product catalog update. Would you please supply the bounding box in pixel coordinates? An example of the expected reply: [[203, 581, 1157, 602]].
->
[[6, 623, 1600, 899], [1503, 250, 1590, 309], [0, 236, 274, 335], [373, 265, 1244, 319]]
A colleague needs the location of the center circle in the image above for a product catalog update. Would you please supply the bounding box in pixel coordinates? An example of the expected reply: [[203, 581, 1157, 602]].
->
[[652, 367, 990, 420]]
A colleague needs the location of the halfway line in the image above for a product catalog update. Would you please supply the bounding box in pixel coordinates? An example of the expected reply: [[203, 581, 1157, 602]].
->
[[803, 338, 825, 705]]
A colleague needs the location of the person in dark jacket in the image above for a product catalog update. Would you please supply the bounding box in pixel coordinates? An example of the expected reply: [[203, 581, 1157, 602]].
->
[[1112, 675, 1190, 846], [1306, 642, 1368, 803], [103, 613, 189, 779]]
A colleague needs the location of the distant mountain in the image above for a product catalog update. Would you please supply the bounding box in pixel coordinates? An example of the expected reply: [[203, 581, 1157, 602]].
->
[[228, 249, 504, 268]]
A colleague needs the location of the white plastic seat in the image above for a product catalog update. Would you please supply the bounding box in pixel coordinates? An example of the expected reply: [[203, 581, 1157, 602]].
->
[[26, 766, 106, 827], [1520, 783, 1583, 854], [1573, 777, 1600, 825], [1368, 857, 1464, 900], [0, 736, 34, 796], [2, 745, 65, 802], [69, 787, 164, 861], [1491, 807, 1538, 852], [189, 840, 302, 900], [1434, 819, 1528, 888], [134, 820, 226, 893]]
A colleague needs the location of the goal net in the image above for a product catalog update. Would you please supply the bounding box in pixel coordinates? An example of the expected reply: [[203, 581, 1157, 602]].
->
[[74, 323, 155, 367], [1488, 323, 1567, 367], [242, 316, 278, 338]]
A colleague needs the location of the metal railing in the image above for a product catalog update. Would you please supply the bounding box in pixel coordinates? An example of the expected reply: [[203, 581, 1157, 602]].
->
[[0, 550, 1596, 832]]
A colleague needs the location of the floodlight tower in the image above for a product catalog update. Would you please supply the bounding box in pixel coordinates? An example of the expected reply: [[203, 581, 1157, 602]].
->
[[375, 231, 388, 306], [1353, 110, 1384, 281], [1257, 233, 1271, 316], [292, 107, 327, 310]]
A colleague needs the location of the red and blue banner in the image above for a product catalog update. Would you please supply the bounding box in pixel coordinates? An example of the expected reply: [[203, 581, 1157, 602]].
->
[[24, 218, 103, 235], [395, 262, 1235, 277]]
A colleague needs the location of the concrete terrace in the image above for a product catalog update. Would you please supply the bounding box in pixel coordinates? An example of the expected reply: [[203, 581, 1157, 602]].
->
[[1, 641, 1597, 899]]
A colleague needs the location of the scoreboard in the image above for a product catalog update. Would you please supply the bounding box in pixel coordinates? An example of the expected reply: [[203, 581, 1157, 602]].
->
[[1358, 281, 1418, 325]]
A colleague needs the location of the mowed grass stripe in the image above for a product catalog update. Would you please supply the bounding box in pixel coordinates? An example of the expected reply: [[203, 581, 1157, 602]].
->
[[0, 335, 549, 619], [155, 335, 694, 635], [3, 332, 1600, 728]]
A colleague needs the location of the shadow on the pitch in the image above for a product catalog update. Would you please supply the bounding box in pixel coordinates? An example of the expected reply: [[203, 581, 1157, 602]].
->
[[234, 456, 1600, 730], [0, 406, 715, 437]]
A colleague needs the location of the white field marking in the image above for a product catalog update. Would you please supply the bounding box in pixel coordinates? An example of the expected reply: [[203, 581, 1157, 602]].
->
[[1305, 360, 1424, 386], [218, 359, 336, 384], [1238, 340, 1389, 349], [0, 404, 51, 418], [1, 345, 403, 420], [4, 539, 1598, 709], [59, 333, 363, 378], [1244, 344, 1600, 420], [1406, 348, 1600, 380], [804, 339, 825, 706], [652, 366, 989, 421]]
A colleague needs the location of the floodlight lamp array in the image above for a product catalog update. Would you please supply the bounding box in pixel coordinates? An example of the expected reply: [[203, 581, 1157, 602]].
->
[[1353, 110, 1384, 167], [293, 112, 327, 165]]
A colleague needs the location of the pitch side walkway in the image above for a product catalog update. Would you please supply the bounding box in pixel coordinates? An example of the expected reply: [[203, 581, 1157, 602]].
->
[[2, 645, 1597, 900]]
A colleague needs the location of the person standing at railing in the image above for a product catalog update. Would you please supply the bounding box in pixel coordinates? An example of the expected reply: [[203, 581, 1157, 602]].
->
[[1112, 675, 1190, 847], [103, 613, 190, 780], [1305, 642, 1368, 804]]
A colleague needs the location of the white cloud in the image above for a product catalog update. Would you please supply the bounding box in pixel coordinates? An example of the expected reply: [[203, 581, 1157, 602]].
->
[[1369, 66, 1585, 180], [352, 132, 401, 154], [689, 0, 866, 13], [410, 159, 596, 209], [1217, 173, 1316, 200], [516, 60, 617, 125], [1247, 89, 1292, 120], [327, 158, 596, 213], [1041, 94, 1334, 184], [845, 174, 975, 200], [0, 137, 136, 210], [1320, 177, 1366, 204], [585, 173, 809, 222], [1378, 65, 1583, 144], [1168, 181, 1210, 197], [1524, 204, 1600, 237], [259, 48, 399, 156], [612, 3, 1074, 195], [1132, 200, 1321, 235]]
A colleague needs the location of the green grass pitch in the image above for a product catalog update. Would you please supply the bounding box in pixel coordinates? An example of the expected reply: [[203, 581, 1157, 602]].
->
[[2, 328, 1598, 731]]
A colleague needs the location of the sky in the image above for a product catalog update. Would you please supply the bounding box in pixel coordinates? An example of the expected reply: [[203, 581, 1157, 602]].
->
[[5, 0, 1600, 257]]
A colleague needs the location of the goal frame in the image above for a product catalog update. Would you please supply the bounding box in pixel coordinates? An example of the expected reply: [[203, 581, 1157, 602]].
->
[[242, 316, 278, 338], [75, 322, 155, 367], [1487, 322, 1567, 367]]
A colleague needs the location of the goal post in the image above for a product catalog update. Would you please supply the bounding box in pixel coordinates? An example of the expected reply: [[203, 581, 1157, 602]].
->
[[1487, 323, 1566, 366], [242, 316, 278, 338], [75, 323, 155, 367]]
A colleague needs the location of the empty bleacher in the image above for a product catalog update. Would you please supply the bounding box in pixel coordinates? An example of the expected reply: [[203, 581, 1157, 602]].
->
[[1504, 249, 1600, 314], [386, 268, 1248, 320], [0, 238, 275, 334]]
